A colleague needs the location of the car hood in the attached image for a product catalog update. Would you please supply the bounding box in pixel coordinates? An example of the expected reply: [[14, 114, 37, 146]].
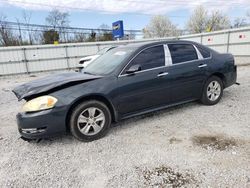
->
[[12, 72, 102, 101]]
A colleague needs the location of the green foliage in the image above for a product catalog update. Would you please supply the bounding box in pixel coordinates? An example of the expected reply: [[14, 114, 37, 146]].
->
[[43, 29, 59, 44], [86, 30, 96, 42], [98, 32, 113, 41]]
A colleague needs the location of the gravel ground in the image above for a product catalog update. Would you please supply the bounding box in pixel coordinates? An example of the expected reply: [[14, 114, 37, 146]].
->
[[0, 67, 250, 188]]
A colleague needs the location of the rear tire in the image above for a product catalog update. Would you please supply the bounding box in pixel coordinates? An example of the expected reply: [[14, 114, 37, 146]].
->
[[70, 100, 111, 142], [200, 76, 223, 105]]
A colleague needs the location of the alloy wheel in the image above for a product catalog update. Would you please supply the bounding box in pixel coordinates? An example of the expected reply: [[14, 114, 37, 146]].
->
[[77, 107, 105, 136], [206, 80, 221, 101]]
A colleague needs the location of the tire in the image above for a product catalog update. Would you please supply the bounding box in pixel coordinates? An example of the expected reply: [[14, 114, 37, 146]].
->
[[69, 100, 111, 142], [200, 76, 223, 105]]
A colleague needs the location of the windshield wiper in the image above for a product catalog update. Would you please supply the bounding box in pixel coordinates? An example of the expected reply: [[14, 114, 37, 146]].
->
[[83, 71, 96, 75]]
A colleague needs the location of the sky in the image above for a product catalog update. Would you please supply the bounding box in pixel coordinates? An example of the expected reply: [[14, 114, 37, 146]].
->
[[0, 0, 250, 30]]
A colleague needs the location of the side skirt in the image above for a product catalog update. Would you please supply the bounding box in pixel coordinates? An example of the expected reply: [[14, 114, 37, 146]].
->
[[120, 99, 196, 120]]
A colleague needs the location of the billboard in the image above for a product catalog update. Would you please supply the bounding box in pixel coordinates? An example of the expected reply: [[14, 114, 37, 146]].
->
[[112, 20, 124, 39]]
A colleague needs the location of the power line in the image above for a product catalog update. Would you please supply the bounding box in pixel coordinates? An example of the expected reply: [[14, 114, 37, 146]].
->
[[1, 21, 142, 33], [0, 21, 146, 37]]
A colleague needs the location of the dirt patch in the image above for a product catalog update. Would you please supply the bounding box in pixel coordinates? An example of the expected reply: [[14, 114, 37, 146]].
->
[[169, 137, 182, 144], [139, 166, 197, 187], [192, 134, 238, 151]]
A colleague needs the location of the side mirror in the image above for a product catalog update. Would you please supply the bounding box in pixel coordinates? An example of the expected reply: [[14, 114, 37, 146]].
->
[[126, 64, 141, 74]]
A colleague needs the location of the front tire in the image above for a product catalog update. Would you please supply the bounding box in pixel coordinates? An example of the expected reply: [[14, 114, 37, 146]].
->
[[70, 100, 111, 142], [200, 76, 223, 105]]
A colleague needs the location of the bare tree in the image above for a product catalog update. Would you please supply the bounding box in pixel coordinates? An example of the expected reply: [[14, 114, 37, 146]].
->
[[207, 11, 230, 31], [97, 24, 112, 41], [247, 10, 250, 22], [0, 14, 19, 46], [73, 33, 86, 42], [15, 18, 23, 45], [15, 11, 33, 45], [233, 17, 247, 28], [46, 9, 70, 42], [98, 24, 110, 32], [127, 30, 136, 40], [22, 11, 33, 44], [143, 15, 179, 38]]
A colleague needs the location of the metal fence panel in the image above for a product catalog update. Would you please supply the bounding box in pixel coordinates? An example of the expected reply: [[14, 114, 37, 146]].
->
[[67, 45, 98, 57], [25, 47, 66, 61], [0, 49, 23, 63], [229, 44, 250, 56], [230, 30, 250, 43], [0, 61, 26, 75], [28, 59, 68, 72]]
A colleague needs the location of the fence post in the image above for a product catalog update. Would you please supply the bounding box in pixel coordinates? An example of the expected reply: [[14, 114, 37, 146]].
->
[[97, 44, 100, 51], [23, 47, 29, 74], [64, 45, 70, 70], [200, 34, 203, 44], [226, 31, 231, 53]]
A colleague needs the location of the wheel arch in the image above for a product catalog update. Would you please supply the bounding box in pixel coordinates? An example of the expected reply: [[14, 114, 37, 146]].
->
[[65, 94, 117, 131], [210, 72, 226, 88]]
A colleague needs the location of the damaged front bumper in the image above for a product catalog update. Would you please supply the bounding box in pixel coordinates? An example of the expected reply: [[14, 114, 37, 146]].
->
[[17, 107, 67, 139]]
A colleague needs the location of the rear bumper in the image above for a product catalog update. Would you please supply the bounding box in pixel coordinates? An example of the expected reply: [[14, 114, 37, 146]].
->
[[224, 65, 237, 88], [17, 107, 67, 139]]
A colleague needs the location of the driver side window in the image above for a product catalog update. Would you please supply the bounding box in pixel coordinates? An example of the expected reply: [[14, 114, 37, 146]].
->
[[123, 45, 165, 74]]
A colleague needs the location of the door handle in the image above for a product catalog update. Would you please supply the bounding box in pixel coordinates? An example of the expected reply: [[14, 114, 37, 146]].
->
[[198, 64, 207, 68], [157, 72, 169, 77]]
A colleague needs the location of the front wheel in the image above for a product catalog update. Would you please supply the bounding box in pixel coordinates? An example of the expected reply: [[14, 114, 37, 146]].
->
[[69, 100, 111, 142], [200, 76, 223, 105]]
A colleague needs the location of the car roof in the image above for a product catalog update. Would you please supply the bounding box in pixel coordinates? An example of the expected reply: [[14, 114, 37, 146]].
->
[[117, 40, 199, 50]]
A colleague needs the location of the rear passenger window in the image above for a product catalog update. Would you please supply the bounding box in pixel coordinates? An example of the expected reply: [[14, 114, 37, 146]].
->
[[124, 45, 165, 72], [196, 46, 211, 58], [168, 44, 198, 64]]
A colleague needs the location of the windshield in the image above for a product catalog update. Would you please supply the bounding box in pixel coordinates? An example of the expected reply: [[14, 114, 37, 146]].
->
[[83, 47, 135, 75]]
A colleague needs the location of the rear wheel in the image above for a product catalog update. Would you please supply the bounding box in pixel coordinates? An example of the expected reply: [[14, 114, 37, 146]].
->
[[70, 100, 111, 142], [201, 76, 223, 105]]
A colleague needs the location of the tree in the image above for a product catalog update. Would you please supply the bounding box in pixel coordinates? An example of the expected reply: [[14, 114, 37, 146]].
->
[[207, 11, 230, 31], [127, 30, 136, 40], [98, 24, 111, 33], [0, 14, 19, 46], [46, 9, 70, 28], [43, 29, 59, 44], [86, 30, 96, 42], [186, 5, 208, 33], [143, 15, 179, 38], [233, 17, 247, 28], [98, 24, 113, 41], [45, 9, 70, 42], [73, 33, 86, 43], [22, 11, 33, 44], [99, 32, 113, 41], [187, 6, 231, 33]]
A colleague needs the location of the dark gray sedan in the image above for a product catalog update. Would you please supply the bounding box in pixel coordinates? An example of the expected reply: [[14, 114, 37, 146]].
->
[[13, 40, 237, 142]]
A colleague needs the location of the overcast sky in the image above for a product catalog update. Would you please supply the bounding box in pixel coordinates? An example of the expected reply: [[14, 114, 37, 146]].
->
[[0, 0, 250, 30]]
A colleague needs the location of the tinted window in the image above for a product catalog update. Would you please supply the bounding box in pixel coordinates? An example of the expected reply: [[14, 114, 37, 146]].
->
[[196, 46, 211, 58], [168, 44, 198, 64], [124, 45, 165, 73]]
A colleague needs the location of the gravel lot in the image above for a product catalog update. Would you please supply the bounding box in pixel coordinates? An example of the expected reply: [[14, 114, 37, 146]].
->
[[0, 67, 250, 188]]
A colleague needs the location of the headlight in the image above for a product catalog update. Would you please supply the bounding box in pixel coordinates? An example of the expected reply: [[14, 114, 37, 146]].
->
[[22, 96, 58, 112]]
